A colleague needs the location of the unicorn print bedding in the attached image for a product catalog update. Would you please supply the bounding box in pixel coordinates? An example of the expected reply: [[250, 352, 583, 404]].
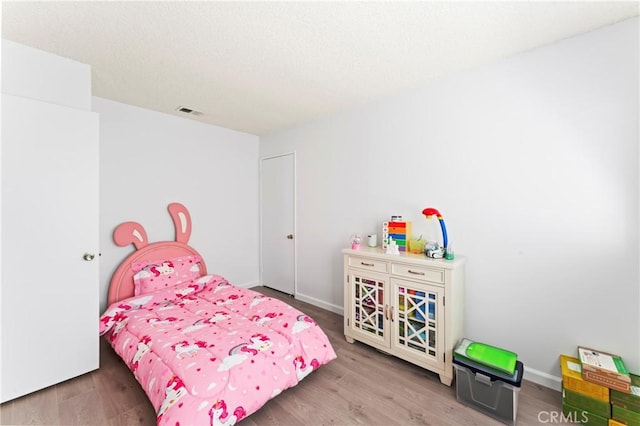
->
[[100, 274, 336, 425], [101, 203, 336, 425]]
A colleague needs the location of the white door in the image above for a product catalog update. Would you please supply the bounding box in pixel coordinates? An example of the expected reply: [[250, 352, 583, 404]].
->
[[260, 153, 295, 295], [1, 94, 99, 403]]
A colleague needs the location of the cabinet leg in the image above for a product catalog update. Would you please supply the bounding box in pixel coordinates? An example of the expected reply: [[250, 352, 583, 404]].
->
[[345, 336, 355, 344], [439, 374, 453, 386]]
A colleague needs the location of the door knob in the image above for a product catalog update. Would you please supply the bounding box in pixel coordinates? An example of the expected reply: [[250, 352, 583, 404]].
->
[[287, 234, 294, 239], [83, 253, 95, 261]]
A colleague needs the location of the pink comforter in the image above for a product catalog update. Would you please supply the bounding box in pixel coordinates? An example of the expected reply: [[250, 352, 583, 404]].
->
[[100, 275, 337, 425]]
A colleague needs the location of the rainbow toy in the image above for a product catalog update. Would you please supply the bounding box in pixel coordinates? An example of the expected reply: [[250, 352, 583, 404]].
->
[[382, 221, 412, 252], [422, 207, 448, 250]]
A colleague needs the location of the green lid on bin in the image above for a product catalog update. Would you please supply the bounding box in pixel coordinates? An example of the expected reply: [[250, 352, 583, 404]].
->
[[455, 338, 518, 375]]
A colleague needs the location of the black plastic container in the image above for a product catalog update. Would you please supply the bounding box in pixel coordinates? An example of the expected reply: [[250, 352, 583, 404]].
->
[[453, 357, 524, 425]]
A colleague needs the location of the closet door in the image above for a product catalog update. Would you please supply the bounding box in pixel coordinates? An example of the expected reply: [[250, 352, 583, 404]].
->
[[260, 153, 296, 295], [1, 94, 99, 403]]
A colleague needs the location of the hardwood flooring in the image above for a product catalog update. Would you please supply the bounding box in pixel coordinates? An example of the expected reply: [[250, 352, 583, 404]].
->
[[1, 286, 562, 425]]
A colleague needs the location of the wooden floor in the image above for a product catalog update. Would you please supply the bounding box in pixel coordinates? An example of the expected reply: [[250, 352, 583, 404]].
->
[[1, 286, 562, 425]]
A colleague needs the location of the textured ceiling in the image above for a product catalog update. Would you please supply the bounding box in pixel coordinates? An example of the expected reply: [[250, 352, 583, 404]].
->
[[2, 1, 638, 136]]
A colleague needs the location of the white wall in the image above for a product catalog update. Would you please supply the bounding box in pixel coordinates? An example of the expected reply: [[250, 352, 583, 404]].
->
[[259, 17, 639, 388], [1, 39, 91, 110], [95, 98, 260, 311]]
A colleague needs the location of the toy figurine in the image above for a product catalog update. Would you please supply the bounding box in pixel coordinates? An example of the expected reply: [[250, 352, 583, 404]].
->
[[386, 237, 400, 255], [425, 241, 444, 259], [351, 234, 362, 250]]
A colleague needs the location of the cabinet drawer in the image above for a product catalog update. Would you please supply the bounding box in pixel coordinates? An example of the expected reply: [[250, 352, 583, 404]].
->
[[391, 263, 444, 284], [348, 256, 388, 273]]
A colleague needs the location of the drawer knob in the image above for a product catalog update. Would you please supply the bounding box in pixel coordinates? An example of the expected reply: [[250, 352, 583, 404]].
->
[[361, 262, 374, 267], [408, 270, 425, 275]]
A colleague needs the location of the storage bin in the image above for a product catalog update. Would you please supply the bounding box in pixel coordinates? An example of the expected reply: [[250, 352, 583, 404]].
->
[[453, 357, 524, 425]]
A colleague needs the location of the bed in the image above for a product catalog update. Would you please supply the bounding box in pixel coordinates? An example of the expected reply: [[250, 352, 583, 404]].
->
[[99, 203, 337, 425]]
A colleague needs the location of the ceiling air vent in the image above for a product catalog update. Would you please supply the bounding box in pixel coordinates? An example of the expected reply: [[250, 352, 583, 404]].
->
[[176, 106, 203, 116]]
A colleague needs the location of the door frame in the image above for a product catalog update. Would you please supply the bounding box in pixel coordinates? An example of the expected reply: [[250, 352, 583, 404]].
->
[[259, 151, 297, 295]]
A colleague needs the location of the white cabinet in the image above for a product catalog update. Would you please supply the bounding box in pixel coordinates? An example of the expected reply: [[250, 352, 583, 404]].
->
[[343, 247, 465, 386]]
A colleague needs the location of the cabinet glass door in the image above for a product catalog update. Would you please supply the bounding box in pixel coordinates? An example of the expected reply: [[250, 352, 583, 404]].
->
[[350, 273, 387, 344], [392, 280, 443, 365]]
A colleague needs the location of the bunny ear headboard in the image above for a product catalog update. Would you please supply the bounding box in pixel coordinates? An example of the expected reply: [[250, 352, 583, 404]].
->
[[107, 203, 207, 306]]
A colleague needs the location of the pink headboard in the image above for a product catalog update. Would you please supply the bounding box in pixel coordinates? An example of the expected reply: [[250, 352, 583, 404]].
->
[[107, 203, 207, 306]]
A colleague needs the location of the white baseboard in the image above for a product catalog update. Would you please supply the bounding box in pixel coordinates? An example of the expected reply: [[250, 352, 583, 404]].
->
[[251, 284, 343, 315], [236, 280, 259, 289], [523, 365, 562, 391], [294, 291, 344, 316]]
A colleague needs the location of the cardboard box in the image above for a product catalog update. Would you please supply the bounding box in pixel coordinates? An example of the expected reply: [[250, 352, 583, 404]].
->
[[612, 404, 640, 425], [562, 402, 608, 426], [562, 387, 611, 418], [611, 373, 640, 412], [578, 347, 631, 393], [560, 355, 610, 402]]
